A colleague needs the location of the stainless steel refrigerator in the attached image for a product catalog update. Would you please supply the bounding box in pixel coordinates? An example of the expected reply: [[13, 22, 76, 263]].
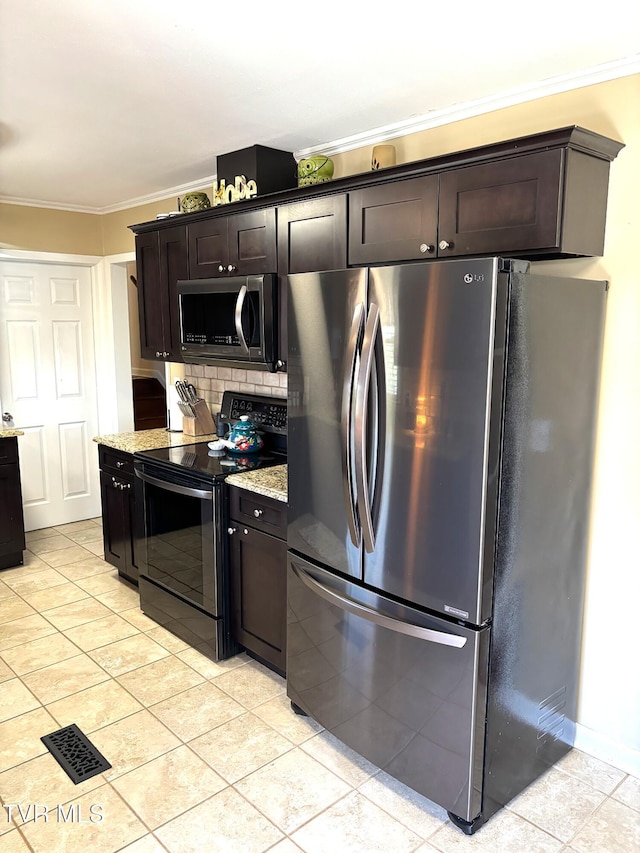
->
[[286, 257, 607, 834]]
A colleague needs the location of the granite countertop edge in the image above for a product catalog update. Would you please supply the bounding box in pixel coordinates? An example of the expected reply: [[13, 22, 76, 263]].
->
[[93, 429, 218, 453], [0, 429, 24, 438], [225, 465, 288, 503]]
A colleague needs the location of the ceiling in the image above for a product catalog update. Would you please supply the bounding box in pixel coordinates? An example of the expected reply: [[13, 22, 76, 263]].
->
[[1, 0, 638, 213]]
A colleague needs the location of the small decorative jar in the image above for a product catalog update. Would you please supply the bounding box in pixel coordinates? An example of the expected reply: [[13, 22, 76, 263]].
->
[[297, 155, 334, 186], [180, 191, 211, 213], [371, 144, 396, 170]]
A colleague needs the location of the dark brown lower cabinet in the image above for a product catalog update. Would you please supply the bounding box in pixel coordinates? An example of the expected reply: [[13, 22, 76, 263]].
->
[[99, 446, 139, 585], [228, 487, 287, 675], [0, 437, 25, 570]]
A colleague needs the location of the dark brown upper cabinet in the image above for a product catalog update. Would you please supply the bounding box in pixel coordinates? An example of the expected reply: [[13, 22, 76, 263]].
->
[[349, 176, 439, 265], [276, 195, 348, 362], [135, 225, 188, 362], [188, 208, 277, 278], [437, 150, 563, 257], [277, 195, 348, 276]]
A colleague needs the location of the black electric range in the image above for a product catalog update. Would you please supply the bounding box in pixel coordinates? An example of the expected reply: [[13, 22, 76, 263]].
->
[[134, 391, 287, 480], [133, 391, 287, 662]]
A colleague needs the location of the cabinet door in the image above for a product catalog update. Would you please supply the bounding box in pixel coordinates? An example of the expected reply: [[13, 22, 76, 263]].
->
[[188, 218, 229, 278], [229, 525, 287, 675], [348, 176, 438, 264], [159, 225, 188, 361], [135, 232, 166, 360], [0, 453, 25, 569], [100, 470, 137, 583], [228, 208, 277, 274], [437, 149, 564, 257], [277, 195, 348, 362]]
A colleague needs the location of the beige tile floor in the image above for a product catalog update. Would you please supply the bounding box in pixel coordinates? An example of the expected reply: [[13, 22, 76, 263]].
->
[[1, 520, 639, 853]]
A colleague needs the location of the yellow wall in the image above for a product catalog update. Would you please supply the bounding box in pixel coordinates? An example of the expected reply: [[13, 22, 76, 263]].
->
[[0, 203, 104, 255]]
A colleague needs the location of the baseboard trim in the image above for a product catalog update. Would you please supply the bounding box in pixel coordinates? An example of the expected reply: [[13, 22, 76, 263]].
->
[[574, 723, 640, 777]]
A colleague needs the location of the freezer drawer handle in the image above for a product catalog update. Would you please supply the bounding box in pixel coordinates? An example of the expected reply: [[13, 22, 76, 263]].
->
[[342, 302, 365, 547], [134, 468, 214, 500], [291, 562, 467, 648]]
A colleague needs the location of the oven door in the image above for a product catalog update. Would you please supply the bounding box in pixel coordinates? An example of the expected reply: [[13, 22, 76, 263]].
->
[[177, 274, 276, 368], [134, 461, 238, 659]]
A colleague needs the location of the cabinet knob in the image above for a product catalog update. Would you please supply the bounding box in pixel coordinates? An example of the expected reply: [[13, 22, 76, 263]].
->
[[155, 351, 161, 357], [227, 265, 236, 273], [218, 265, 225, 273], [116, 461, 125, 468], [243, 528, 249, 535], [439, 240, 453, 251], [228, 527, 237, 535], [253, 508, 263, 517], [419, 243, 435, 254]]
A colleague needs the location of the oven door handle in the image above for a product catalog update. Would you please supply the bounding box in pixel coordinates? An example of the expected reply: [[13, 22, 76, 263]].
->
[[135, 468, 214, 500]]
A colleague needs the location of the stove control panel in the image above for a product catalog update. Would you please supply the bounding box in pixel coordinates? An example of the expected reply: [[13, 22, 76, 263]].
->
[[220, 391, 287, 435]]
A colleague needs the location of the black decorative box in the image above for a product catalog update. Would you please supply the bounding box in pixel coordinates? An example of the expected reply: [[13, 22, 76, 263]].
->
[[216, 145, 297, 197]]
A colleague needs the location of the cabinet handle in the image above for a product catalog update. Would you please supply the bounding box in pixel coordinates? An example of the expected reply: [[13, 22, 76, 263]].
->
[[419, 243, 435, 254], [228, 527, 237, 535], [439, 240, 453, 251], [253, 508, 263, 517]]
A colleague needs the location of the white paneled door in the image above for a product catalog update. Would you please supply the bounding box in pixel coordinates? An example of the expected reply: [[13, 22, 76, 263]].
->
[[0, 261, 101, 530]]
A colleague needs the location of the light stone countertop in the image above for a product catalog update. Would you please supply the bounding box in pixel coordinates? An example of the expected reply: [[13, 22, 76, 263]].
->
[[93, 428, 217, 453], [226, 464, 288, 503], [94, 429, 288, 501], [0, 429, 24, 438]]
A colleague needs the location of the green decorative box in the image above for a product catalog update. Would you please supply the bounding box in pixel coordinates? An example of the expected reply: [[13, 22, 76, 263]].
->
[[216, 145, 297, 199]]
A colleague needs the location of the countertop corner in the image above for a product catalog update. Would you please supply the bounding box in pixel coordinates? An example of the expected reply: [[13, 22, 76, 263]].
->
[[226, 465, 288, 503]]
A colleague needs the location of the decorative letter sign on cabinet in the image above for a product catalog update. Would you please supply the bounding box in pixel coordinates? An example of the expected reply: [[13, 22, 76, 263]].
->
[[130, 127, 624, 369]]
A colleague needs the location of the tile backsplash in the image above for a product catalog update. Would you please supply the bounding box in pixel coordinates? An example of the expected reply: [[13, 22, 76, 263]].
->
[[183, 364, 287, 417]]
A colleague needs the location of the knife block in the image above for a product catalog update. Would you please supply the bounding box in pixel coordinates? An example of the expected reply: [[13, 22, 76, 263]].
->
[[183, 399, 216, 436]]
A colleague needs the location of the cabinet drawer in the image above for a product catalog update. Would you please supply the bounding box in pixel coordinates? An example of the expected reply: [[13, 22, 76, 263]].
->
[[229, 487, 287, 539], [99, 445, 134, 478], [0, 437, 18, 465]]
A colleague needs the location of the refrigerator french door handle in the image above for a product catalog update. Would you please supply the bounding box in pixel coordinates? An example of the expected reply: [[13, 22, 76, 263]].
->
[[291, 562, 467, 648], [355, 303, 380, 553], [342, 302, 365, 547], [234, 284, 250, 354]]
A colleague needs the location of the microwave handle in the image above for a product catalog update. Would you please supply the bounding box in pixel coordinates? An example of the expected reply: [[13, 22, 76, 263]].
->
[[235, 285, 250, 355]]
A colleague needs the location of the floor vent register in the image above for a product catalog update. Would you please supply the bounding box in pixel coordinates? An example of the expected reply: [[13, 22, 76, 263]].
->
[[41, 724, 112, 784]]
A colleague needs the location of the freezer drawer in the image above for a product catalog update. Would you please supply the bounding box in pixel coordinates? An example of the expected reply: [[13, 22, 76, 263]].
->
[[287, 552, 490, 822]]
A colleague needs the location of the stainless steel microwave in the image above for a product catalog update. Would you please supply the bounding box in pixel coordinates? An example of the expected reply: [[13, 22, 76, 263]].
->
[[177, 274, 277, 371]]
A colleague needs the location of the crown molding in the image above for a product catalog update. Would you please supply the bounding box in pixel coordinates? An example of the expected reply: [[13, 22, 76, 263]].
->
[[2, 54, 638, 216], [295, 54, 640, 159]]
